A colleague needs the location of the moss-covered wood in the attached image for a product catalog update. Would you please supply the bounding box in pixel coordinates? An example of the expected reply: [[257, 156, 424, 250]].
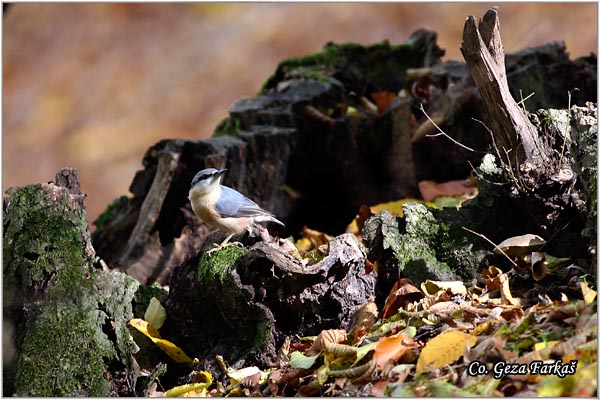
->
[[3, 169, 140, 396], [163, 233, 375, 371]]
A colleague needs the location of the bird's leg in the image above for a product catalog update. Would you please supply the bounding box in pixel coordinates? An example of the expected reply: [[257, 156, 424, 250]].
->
[[207, 233, 244, 255]]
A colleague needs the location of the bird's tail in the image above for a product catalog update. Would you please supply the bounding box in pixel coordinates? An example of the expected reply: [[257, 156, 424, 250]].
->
[[253, 215, 285, 227]]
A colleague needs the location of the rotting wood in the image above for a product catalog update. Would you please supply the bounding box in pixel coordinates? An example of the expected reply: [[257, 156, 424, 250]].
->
[[461, 8, 549, 167]]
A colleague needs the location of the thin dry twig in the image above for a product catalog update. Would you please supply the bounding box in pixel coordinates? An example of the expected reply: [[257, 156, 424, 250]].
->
[[471, 117, 504, 164], [517, 90, 535, 111], [461, 226, 518, 267], [419, 103, 481, 153]]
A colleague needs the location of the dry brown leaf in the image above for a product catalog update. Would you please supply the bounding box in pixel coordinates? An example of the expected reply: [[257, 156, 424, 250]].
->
[[482, 266, 520, 306], [428, 301, 461, 319], [302, 226, 333, 250], [372, 332, 416, 370], [495, 234, 546, 256], [348, 301, 378, 344], [415, 330, 477, 374], [308, 329, 347, 355], [370, 379, 389, 397], [417, 178, 477, 202], [381, 278, 424, 319]]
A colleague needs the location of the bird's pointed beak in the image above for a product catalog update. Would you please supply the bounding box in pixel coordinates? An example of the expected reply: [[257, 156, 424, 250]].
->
[[213, 169, 227, 181]]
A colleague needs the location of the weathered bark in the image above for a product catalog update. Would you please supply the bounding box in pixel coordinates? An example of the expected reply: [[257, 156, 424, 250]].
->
[[163, 233, 375, 369], [461, 8, 548, 167]]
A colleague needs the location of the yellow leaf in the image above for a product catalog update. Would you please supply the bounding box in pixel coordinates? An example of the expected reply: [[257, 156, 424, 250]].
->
[[294, 237, 312, 252], [144, 297, 167, 330], [534, 340, 560, 351], [415, 330, 477, 375], [580, 281, 597, 305], [421, 280, 467, 296], [129, 318, 197, 365], [226, 366, 270, 385], [165, 382, 210, 397]]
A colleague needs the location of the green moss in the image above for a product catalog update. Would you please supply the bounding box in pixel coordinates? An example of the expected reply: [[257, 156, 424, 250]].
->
[[260, 40, 417, 94], [3, 183, 138, 396], [388, 204, 463, 284], [198, 245, 246, 284], [14, 305, 112, 396], [196, 246, 272, 352], [213, 116, 242, 138]]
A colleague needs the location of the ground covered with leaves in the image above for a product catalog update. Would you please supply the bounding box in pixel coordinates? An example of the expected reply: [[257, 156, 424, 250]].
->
[[132, 200, 597, 397]]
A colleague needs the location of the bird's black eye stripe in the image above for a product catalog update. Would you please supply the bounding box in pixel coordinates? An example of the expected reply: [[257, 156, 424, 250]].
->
[[191, 170, 217, 187]]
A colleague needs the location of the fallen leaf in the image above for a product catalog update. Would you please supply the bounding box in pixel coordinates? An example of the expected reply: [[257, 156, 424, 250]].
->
[[381, 278, 424, 319], [482, 266, 520, 306], [348, 301, 378, 343], [164, 371, 213, 397], [428, 301, 461, 319], [417, 178, 477, 202], [370, 379, 389, 397], [372, 332, 416, 370], [423, 379, 479, 397], [421, 280, 467, 296], [494, 234, 546, 256], [289, 351, 319, 369], [129, 318, 197, 365], [144, 297, 167, 330], [227, 366, 266, 386], [534, 340, 560, 351], [302, 226, 332, 249], [164, 382, 211, 397], [580, 281, 597, 304], [537, 362, 597, 397], [308, 329, 347, 354], [530, 252, 547, 281], [415, 330, 477, 374], [354, 342, 377, 365]]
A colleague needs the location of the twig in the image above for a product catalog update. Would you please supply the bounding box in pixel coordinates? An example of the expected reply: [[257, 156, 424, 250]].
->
[[517, 90, 535, 112], [557, 88, 579, 170], [461, 226, 518, 267], [471, 117, 504, 165], [419, 103, 480, 153], [467, 160, 506, 186]]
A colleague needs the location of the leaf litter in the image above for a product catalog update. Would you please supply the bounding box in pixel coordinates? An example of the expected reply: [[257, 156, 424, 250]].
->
[[130, 205, 596, 397]]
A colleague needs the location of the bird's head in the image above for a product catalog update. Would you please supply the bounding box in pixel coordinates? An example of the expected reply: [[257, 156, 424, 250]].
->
[[190, 168, 227, 191]]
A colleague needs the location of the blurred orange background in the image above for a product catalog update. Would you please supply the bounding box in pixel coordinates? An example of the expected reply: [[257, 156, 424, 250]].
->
[[3, 3, 597, 227]]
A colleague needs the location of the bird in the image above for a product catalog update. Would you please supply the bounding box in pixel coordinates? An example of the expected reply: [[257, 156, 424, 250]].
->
[[188, 168, 284, 251]]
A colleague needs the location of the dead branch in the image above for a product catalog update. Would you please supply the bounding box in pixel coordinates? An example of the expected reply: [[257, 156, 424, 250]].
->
[[461, 8, 549, 167]]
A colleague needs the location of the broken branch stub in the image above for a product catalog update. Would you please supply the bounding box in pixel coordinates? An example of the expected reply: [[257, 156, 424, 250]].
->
[[461, 8, 548, 167]]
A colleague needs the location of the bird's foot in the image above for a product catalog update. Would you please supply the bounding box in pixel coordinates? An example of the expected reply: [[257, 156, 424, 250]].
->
[[206, 241, 244, 255]]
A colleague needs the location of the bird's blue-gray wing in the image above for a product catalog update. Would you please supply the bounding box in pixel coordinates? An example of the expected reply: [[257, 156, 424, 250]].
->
[[215, 186, 274, 218]]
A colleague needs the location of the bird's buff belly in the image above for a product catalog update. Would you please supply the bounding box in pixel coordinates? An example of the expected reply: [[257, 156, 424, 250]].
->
[[193, 205, 248, 235]]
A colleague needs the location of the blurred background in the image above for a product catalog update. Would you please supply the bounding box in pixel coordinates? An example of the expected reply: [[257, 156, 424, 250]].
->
[[3, 3, 597, 227]]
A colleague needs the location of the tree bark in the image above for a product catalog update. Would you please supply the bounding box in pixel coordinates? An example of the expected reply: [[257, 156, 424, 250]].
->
[[461, 8, 548, 167]]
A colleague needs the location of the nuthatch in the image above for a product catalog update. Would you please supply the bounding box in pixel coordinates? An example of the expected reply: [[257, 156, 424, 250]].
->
[[188, 168, 284, 249]]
